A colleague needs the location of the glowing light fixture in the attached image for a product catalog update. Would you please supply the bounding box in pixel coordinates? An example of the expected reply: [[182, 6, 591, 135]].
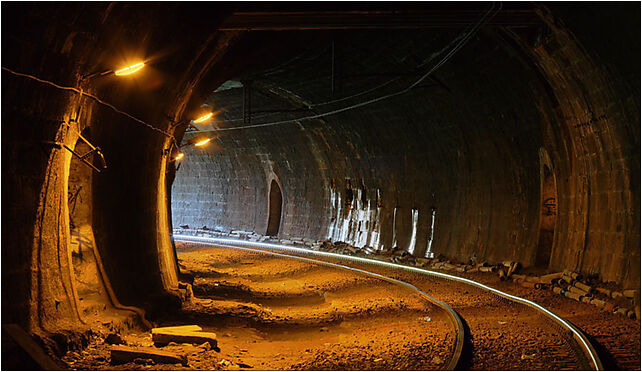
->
[[174, 152, 184, 161], [194, 138, 211, 147], [193, 112, 213, 124], [114, 62, 145, 76]]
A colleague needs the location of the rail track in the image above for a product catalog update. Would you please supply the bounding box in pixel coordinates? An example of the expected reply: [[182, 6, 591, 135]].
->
[[174, 235, 603, 370]]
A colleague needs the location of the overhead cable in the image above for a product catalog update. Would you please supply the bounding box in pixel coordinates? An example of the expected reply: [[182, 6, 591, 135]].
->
[[1, 66, 178, 147], [193, 2, 502, 134]]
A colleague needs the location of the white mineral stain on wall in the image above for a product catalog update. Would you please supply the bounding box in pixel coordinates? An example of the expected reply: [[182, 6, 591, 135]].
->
[[426, 208, 436, 258], [326, 186, 382, 250], [408, 208, 419, 254], [391, 207, 398, 249]]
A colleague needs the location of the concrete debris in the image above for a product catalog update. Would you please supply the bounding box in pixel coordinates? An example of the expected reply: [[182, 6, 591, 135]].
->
[[611, 291, 624, 299], [152, 325, 217, 348], [614, 308, 628, 317], [574, 281, 593, 293], [562, 274, 576, 286], [567, 285, 589, 296], [507, 262, 520, 277], [538, 272, 564, 284], [581, 296, 593, 304], [590, 298, 606, 308], [110, 345, 187, 365], [623, 289, 639, 298], [563, 270, 583, 281], [595, 287, 612, 297], [104, 333, 125, 345], [174, 228, 641, 321]]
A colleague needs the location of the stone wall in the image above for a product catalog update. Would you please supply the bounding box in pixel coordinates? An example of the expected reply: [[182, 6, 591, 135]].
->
[[172, 4, 640, 288]]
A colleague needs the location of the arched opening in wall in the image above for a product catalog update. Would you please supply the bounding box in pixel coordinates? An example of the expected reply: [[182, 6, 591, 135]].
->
[[68, 129, 112, 318], [535, 149, 558, 268], [266, 180, 282, 236]]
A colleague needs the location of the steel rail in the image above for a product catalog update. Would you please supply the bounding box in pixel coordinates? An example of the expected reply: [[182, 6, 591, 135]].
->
[[178, 238, 465, 370], [174, 234, 603, 370]]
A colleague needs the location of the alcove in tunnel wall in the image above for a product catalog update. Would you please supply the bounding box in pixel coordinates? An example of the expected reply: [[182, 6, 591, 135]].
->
[[172, 5, 639, 288]]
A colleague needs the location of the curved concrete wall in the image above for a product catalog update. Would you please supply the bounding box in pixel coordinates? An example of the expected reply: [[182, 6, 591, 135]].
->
[[172, 5, 640, 287], [1, 3, 245, 336], [1, 3, 639, 342]]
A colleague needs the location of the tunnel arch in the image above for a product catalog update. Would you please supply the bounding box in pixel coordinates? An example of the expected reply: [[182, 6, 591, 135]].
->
[[2, 3, 639, 344]]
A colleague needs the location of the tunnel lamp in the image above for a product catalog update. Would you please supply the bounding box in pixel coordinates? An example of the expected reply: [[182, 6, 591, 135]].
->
[[179, 135, 215, 149], [174, 152, 185, 161], [81, 60, 146, 82], [194, 138, 212, 147], [114, 61, 145, 76], [192, 112, 214, 124]]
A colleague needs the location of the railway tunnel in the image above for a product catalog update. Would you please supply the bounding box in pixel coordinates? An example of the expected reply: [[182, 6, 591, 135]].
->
[[2, 2, 640, 370]]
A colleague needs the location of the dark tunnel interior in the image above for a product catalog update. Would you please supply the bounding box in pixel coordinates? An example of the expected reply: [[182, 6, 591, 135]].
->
[[1, 2, 640, 370]]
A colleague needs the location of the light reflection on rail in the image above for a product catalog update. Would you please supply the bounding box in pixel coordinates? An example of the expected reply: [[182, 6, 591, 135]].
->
[[174, 234, 602, 371]]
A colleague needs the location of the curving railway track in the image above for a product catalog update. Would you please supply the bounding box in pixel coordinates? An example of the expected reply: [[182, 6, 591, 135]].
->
[[174, 236, 603, 371]]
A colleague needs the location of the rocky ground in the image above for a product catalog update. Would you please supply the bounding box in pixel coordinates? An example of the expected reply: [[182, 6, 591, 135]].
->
[[62, 243, 456, 370], [226, 238, 639, 371], [61, 237, 640, 370]]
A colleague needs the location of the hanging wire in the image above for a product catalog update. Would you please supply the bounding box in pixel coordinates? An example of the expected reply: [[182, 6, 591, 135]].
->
[[3, 2, 501, 150], [1, 66, 180, 149], [193, 2, 502, 134]]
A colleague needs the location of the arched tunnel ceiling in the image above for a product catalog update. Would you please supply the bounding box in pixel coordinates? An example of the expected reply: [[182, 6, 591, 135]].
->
[[1, 2, 639, 341], [172, 4, 640, 291]]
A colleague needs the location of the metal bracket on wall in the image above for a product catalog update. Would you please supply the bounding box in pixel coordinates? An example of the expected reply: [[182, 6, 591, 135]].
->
[[41, 141, 107, 173]]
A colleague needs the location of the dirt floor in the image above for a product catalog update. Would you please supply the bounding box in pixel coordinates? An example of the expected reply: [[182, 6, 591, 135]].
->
[[62, 243, 456, 370], [61, 240, 640, 370], [229, 241, 640, 371]]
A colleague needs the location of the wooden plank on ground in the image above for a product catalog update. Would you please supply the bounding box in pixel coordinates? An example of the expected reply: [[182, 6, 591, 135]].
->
[[151, 329, 217, 347], [152, 325, 202, 333]]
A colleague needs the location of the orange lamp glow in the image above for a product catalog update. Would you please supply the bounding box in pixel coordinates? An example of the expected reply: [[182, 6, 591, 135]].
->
[[114, 62, 145, 76], [174, 152, 184, 161], [193, 112, 213, 124], [194, 138, 211, 147]]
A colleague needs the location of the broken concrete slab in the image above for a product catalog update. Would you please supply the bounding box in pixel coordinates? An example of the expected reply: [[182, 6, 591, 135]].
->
[[154, 325, 203, 332], [110, 345, 187, 365], [152, 327, 217, 347]]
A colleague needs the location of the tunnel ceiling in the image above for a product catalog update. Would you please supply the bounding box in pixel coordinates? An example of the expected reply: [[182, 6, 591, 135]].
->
[[172, 3, 640, 290], [2, 2, 639, 342]]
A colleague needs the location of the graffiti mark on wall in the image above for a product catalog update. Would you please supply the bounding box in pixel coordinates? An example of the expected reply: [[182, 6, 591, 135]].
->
[[574, 113, 607, 129], [543, 197, 557, 216], [70, 228, 93, 262]]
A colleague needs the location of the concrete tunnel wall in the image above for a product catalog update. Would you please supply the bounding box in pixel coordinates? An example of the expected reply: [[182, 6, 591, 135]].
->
[[1, 2, 255, 342], [0, 2, 639, 349], [172, 4, 640, 288]]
